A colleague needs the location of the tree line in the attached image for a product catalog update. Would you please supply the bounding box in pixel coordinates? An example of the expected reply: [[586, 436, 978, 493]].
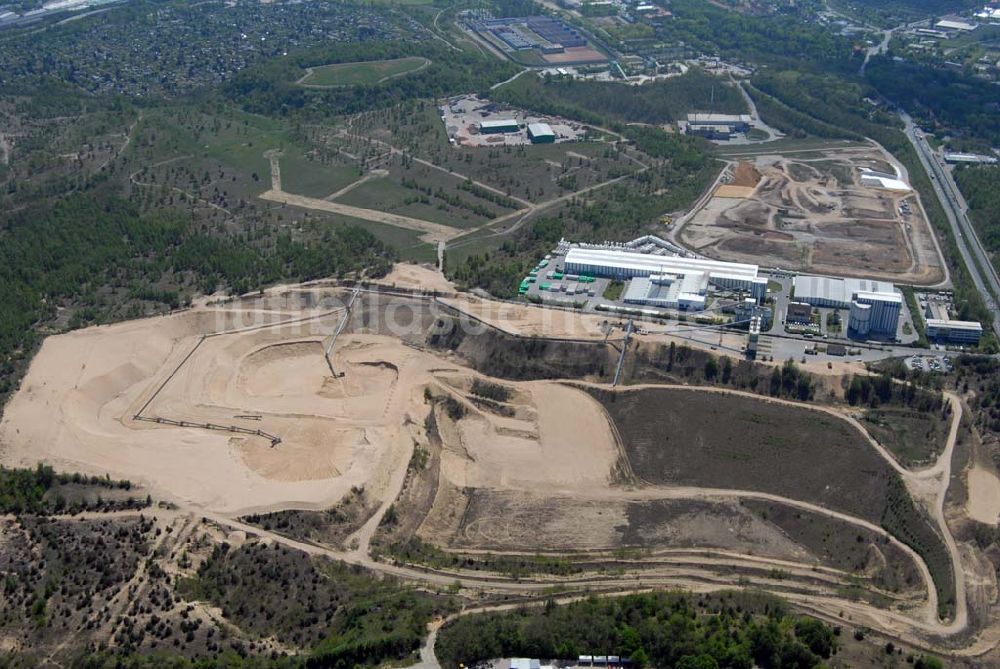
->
[[436, 591, 841, 669], [0, 192, 394, 402], [494, 69, 747, 126]]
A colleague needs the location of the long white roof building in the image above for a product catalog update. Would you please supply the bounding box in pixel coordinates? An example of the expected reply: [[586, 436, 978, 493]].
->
[[564, 247, 759, 280], [793, 275, 897, 307]]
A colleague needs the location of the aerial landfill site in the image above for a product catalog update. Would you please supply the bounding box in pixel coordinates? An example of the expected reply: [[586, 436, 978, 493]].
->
[[5, 0, 1000, 664]]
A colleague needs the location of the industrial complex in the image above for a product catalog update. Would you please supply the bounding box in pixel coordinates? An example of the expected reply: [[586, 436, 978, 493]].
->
[[683, 113, 752, 140], [514, 234, 945, 352], [439, 95, 586, 147], [792, 275, 903, 337], [564, 246, 767, 309], [463, 12, 608, 64]]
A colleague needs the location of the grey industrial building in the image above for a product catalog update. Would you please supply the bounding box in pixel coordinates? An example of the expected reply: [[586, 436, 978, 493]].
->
[[686, 113, 751, 133], [564, 247, 767, 310], [478, 119, 520, 134], [792, 275, 902, 337], [686, 124, 732, 140], [785, 302, 812, 324]]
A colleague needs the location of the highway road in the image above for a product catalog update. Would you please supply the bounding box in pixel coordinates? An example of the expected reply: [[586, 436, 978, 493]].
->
[[901, 112, 1000, 338]]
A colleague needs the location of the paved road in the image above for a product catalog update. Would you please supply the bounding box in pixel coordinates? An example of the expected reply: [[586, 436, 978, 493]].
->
[[902, 112, 1000, 337]]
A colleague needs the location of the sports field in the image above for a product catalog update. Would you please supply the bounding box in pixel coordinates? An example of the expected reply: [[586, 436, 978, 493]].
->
[[298, 57, 429, 87]]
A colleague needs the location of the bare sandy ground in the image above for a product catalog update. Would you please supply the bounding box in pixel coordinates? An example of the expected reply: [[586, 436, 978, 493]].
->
[[0, 296, 419, 514], [439, 380, 617, 492], [714, 185, 757, 198], [0, 292, 618, 517], [379, 263, 456, 294], [967, 464, 1000, 524], [259, 188, 460, 244], [438, 295, 613, 339]]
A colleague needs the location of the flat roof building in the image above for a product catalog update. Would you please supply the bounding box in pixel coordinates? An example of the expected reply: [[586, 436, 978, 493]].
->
[[564, 247, 766, 307], [479, 119, 520, 134], [686, 113, 752, 128], [623, 273, 707, 311], [936, 17, 977, 30], [793, 275, 895, 308], [509, 660, 541, 669], [687, 124, 732, 140], [794, 275, 902, 337], [527, 122, 556, 143], [926, 318, 982, 344], [786, 302, 813, 324], [943, 152, 998, 164]]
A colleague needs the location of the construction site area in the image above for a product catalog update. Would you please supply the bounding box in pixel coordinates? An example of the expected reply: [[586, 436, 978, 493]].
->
[[675, 147, 947, 285], [5, 271, 1000, 663]]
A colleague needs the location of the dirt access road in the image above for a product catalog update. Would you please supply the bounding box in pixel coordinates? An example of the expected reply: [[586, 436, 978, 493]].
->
[[192, 379, 974, 655], [1, 278, 982, 658]]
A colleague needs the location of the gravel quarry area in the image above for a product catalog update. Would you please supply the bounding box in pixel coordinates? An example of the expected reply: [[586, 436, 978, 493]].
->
[[2, 269, 994, 658]]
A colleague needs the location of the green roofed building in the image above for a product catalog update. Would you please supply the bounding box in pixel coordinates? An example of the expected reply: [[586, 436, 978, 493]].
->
[[479, 119, 519, 134], [528, 122, 556, 143]]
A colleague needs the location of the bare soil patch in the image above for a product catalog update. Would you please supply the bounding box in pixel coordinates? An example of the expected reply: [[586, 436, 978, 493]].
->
[[679, 148, 944, 283]]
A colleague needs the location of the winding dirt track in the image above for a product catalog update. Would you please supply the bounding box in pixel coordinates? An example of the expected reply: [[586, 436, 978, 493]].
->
[[4, 279, 974, 656], [190, 381, 972, 656]]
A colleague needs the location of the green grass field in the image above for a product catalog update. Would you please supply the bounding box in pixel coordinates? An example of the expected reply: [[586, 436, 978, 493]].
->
[[299, 57, 429, 87], [716, 136, 868, 157], [320, 212, 437, 263], [280, 157, 360, 199]]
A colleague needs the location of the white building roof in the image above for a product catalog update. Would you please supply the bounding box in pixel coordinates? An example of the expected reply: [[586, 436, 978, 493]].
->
[[936, 18, 976, 30], [480, 119, 519, 128], [509, 660, 540, 669], [793, 275, 897, 304], [860, 173, 911, 192], [686, 113, 752, 124], [944, 152, 998, 164], [927, 318, 982, 331], [564, 247, 759, 280], [527, 122, 555, 136], [855, 289, 902, 304]]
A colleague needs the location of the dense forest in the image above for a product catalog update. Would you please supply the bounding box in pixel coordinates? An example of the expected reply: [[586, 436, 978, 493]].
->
[[656, 0, 860, 73], [954, 165, 1000, 266], [494, 69, 746, 126], [0, 464, 135, 514], [866, 56, 1000, 145], [436, 591, 843, 669], [180, 543, 453, 669]]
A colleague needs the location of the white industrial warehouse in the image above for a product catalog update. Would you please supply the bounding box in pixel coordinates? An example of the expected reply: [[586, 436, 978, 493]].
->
[[793, 275, 903, 337], [564, 247, 767, 310], [859, 168, 911, 193]]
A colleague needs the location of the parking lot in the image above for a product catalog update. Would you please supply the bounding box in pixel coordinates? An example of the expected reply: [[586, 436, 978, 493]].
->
[[905, 354, 954, 373]]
